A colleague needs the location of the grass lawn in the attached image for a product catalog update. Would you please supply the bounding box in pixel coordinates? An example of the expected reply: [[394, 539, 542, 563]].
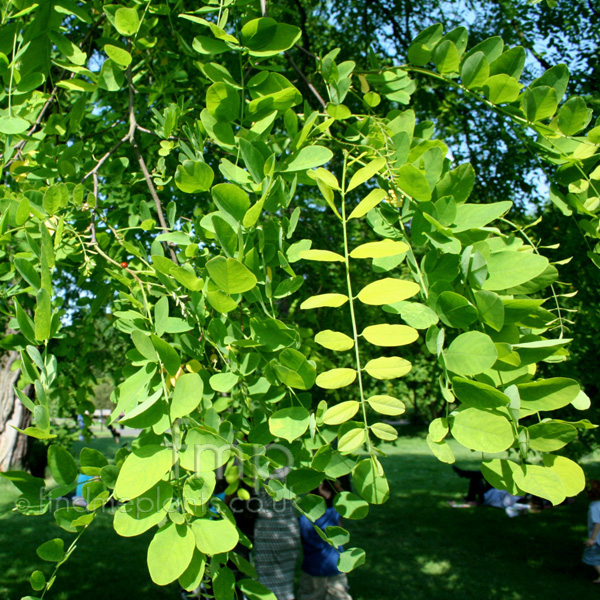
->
[[1, 432, 599, 600]]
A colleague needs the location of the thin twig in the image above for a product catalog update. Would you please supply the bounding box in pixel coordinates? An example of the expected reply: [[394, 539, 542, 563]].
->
[[81, 135, 129, 182], [125, 64, 177, 263], [285, 51, 327, 109]]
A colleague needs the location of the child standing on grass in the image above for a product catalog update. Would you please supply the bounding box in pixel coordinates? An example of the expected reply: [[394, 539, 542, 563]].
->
[[583, 479, 600, 582], [297, 482, 352, 600]]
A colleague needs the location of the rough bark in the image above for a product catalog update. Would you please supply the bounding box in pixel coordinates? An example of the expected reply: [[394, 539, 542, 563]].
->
[[0, 350, 31, 471]]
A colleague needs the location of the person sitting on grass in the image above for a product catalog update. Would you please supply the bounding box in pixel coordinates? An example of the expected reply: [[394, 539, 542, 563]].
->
[[583, 479, 600, 582], [297, 481, 352, 600]]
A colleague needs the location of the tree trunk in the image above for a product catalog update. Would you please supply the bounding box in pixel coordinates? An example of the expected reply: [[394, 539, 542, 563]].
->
[[0, 350, 32, 471]]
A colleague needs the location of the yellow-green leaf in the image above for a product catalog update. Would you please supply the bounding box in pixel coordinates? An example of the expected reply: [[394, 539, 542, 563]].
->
[[350, 240, 408, 259], [543, 454, 585, 497], [300, 294, 349, 310], [357, 278, 420, 305], [298, 249, 345, 262], [370, 422, 398, 441], [367, 395, 406, 416], [348, 189, 388, 220], [361, 324, 418, 347], [346, 158, 386, 192], [316, 368, 357, 389], [364, 356, 412, 380], [147, 522, 195, 585], [338, 427, 366, 453], [323, 401, 360, 425], [314, 330, 354, 351]]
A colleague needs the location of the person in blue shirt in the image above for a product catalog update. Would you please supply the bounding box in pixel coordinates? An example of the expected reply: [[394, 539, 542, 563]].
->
[[297, 481, 352, 600], [583, 479, 600, 582]]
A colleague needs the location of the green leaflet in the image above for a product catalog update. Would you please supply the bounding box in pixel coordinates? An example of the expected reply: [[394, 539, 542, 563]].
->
[[0, 116, 30, 134], [338, 426, 366, 453], [36, 539, 65, 562], [528, 421, 577, 452], [269, 407, 310, 442], [361, 324, 418, 347], [179, 550, 207, 592], [396, 164, 431, 201], [350, 240, 408, 259], [114, 7, 139, 36], [436, 292, 478, 329], [147, 522, 195, 585], [450, 407, 514, 453], [364, 356, 412, 379], [512, 465, 565, 506], [113, 480, 173, 537], [452, 377, 510, 409], [34, 288, 51, 341], [206, 83, 240, 122], [347, 188, 388, 220], [542, 454, 585, 497], [184, 473, 216, 509], [452, 201, 512, 232], [557, 96, 592, 135], [48, 445, 78, 486], [206, 256, 257, 294], [357, 278, 420, 305], [428, 418, 449, 442], [518, 378, 580, 412], [300, 293, 349, 309], [192, 518, 239, 554], [171, 373, 204, 420], [444, 331, 498, 376], [212, 183, 250, 223], [333, 491, 369, 520], [482, 74, 522, 104], [433, 40, 460, 73], [461, 52, 490, 88], [427, 437, 455, 464], [299, 249, 345, 262], [287, 468, 325, 494], [314, 330, 354, 351], [337, 548, 366, 573], [316, 368, 357, 389], [323, 401, 360, 425], [150, 335, 181, 375], [273, 348, 316, 389], [353, 459, 389, 504], [237, 579, 278, 600], [175, 160, 215, 194], [521, 86, 558, 122], [382, 301, 439, 329], [241, 17, 301, 57], [346, 157, 386, 192], [483, 251, 549, 290], [114, 445, 175, 500], [371, 422, 398, 441], [180, 428, 231, 473], [297, 494, 327, 521], [407, 24, 444, 66], [282, 145, 333, 172], [367, 395, 406, 416]]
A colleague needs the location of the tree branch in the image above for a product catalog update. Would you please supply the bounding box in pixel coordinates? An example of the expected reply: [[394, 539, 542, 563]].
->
[[285, 51, 327, 109], [125, 64, 177, 263]]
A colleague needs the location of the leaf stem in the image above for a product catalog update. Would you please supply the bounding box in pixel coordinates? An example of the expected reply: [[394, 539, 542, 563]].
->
[[340, 152, 372, 456]]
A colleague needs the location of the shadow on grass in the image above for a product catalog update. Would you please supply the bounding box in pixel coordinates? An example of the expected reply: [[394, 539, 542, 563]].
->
[[0, 510, 177, 600], [347, 450, 594, 600]]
